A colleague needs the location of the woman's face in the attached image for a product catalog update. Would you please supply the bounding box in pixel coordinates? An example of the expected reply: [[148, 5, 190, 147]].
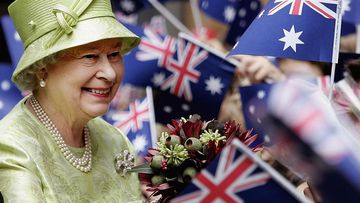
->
[[42, 38, 123, 119]]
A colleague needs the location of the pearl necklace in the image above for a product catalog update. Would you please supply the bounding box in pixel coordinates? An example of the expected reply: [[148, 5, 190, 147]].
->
[[30, 96, 92, 172]]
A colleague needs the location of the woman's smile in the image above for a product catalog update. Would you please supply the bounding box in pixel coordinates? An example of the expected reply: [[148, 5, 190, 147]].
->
[[82, 87, 112, 98]]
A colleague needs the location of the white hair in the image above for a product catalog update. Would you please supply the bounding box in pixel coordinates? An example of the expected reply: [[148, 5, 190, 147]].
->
[[16, 53, 59, 91]]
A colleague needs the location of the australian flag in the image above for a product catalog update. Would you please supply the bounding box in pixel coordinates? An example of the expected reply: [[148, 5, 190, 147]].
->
[[198, 0, 261, 46], [0, 63, 23, 119], [199, 0, 240, 24], [105, 87, 157, 157], [1, 16, 24, 66], [264, 78, 360, 201], [122, 23, 235, 124], [228, 0, 342, 63], [153, 33, 235, 123], [112, 0, 144, 14], [239, 83, 273, 144], [239, 76, 330, 146], [227, 0, 262, 46], [122, 22, 177, 87], [111, 0, 169, 15], [171, 138, 309, 203], [342, 0, 360, 24]]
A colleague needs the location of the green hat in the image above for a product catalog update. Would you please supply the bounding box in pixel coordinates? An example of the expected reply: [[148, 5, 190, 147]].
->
[[9, 0, 140, 90]]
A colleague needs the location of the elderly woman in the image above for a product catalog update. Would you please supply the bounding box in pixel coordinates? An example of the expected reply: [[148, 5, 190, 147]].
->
[[0, 0, 143, 202]]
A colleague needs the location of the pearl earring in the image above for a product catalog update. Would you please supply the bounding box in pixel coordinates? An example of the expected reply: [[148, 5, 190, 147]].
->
[[39, 79, 46, 88]]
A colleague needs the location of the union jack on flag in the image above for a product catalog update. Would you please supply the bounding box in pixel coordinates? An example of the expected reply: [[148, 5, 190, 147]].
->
[[171, 138, 308, 203], [121, 23, 234, 124], [105, 88, 157, 156], [160, 38, 208, 101], [113, 98, 150, 134], [268, 0, 338, 19], [121, 23, 164, 87], [153, 33, 235, 124], [228, 0, 342, 63], [136, 28, 176, 67]]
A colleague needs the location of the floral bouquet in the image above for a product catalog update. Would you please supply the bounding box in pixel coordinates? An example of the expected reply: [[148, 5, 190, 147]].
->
[[129, 115, 262, 202]]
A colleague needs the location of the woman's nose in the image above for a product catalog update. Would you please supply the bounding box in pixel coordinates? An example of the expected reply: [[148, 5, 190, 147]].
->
[[96, 56, 117, 83]]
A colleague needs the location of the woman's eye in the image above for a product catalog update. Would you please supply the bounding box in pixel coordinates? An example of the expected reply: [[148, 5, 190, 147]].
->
[[81, 54, 98, 60], [108, 52, 122, 61]]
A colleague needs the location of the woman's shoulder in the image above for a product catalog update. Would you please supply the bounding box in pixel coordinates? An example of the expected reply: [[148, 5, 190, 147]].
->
[[0, 98, 43, 146]]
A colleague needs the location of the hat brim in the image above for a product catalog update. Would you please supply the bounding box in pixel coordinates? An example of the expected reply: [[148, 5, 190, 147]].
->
[[12, 16, 140, 89]]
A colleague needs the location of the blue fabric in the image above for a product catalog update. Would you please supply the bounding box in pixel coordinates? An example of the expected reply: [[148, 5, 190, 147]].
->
[[228, 0, 340, 63], [342, 0, 360, 24], [239, 83, 272, 145], [1, 16, 24, 66], [111, 0, 169, 15], [0, 63, 23, 119], [225, 0, 262, 46]]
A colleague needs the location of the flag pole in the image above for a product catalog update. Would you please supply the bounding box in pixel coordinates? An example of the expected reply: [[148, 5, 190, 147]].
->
[[329, 0, 343, 100], [148, 0, 193, 35], [146, 86, 158, 148], [329, 63, 337, 99], [189, 0, 203, 33], [356, 24, 360, 54]]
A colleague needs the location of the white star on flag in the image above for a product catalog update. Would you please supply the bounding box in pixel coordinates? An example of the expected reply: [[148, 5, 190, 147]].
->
[[205, 75, 224, 95], [132, 134, 148, 153], [181, 104, 190, 111], [341, 0, 351, 15], [249, 104, 255, 114], [201, 0, 209, 9], [1, 80, 11, 91], [224, 6, 236, 22], [279, 25, 304, 52], [163, 105, 172, 113], [151, 72, 166, 87], [238, 8, 247, 18], [257, 90, 266, 99], [120, 0, 135, 12], [250, 0, 259, 10]]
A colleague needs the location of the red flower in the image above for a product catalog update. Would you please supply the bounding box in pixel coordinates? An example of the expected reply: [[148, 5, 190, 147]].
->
[[167, 119, 183, 135], [181, 119, 203, 139], [136, 115, 262, 203]]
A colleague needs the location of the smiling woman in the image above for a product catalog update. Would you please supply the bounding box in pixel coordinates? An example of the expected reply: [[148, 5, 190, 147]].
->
[[37, 39, 124, 122], [0, 0, 143, 202]]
